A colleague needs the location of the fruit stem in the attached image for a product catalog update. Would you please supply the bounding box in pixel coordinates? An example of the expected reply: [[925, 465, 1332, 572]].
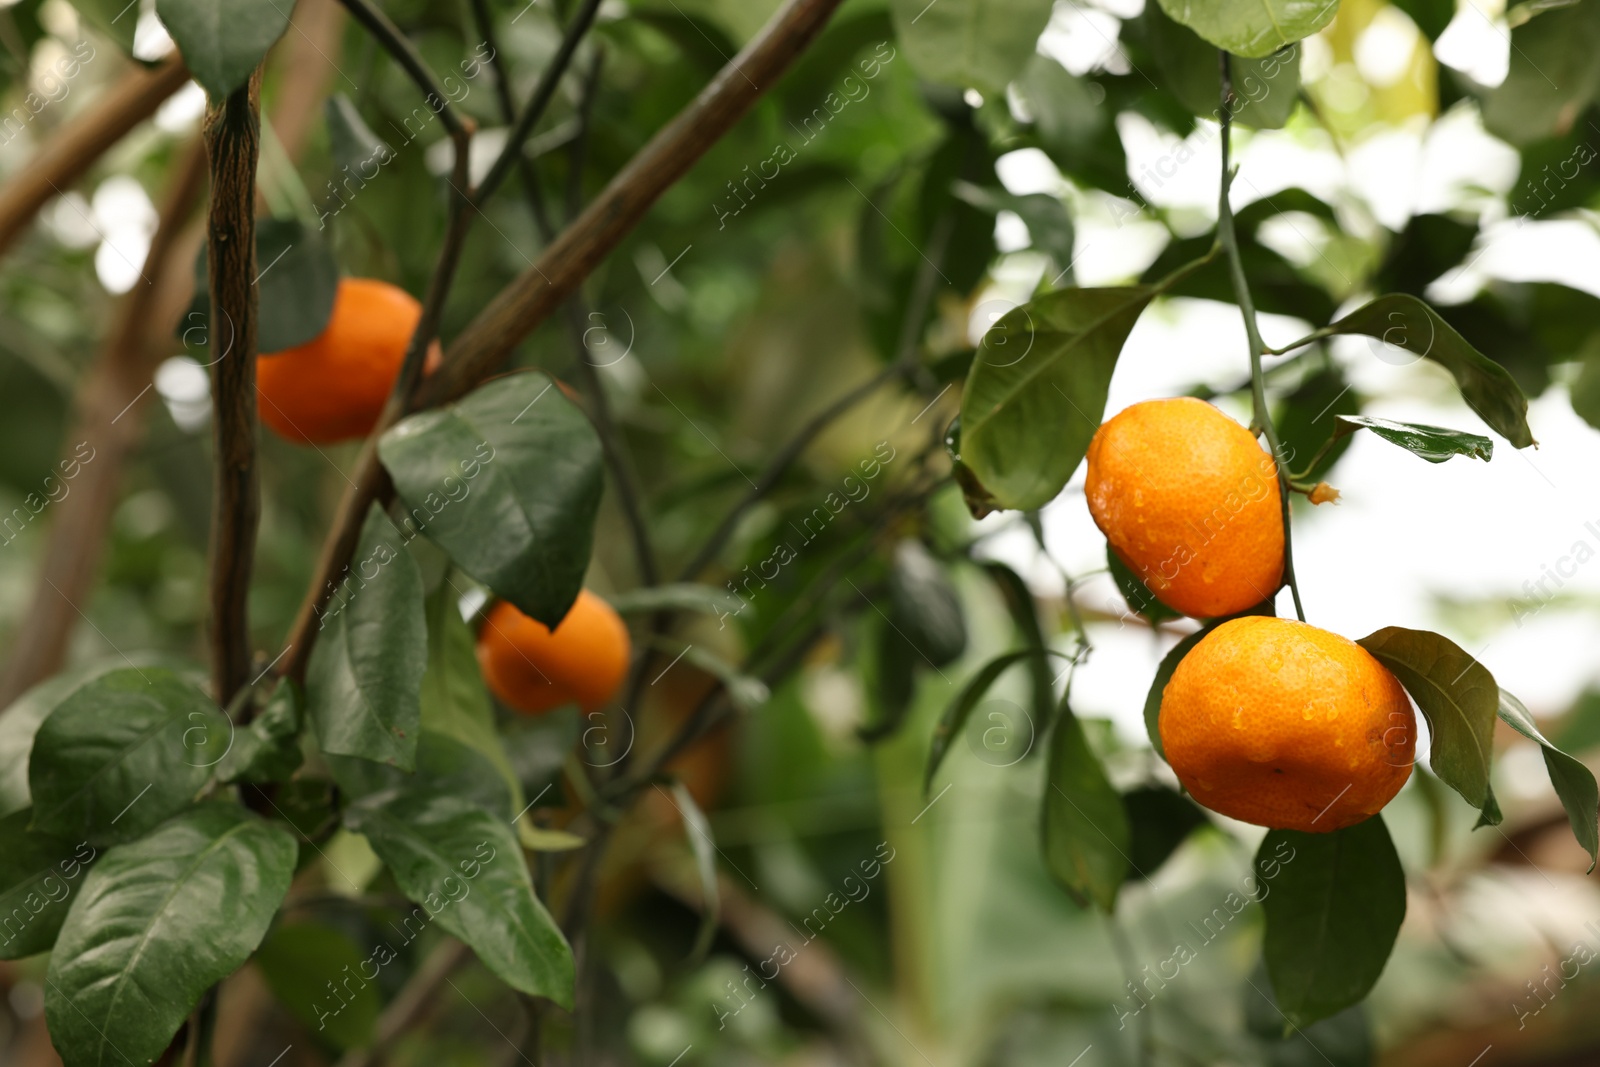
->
[[1216, 53, 1307, 624]]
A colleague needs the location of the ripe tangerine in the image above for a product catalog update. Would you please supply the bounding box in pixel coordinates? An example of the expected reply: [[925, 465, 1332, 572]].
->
[[475, 591, 630, 716]]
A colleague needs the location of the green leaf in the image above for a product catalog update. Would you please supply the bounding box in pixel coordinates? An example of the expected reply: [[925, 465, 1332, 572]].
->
[[951, 183, 1077, 273], [325, 93, 392, 177], [346, 792, 574, 1007], [1139, 3, 1302, 128], [155, 0, 294, 98], [1108, 543, 1181, 625], [44, 804, 297, 1067], [378, 371, 603, 629], [70, 0, 136, 54], [886, 0, 1054, 96], [28, 667, 228, 844], [254, 922, 382, 1049], [1041, 703, 1129, 912], [1259, 817, 1405, 1028], [0, 809, 97, 959], [519, 823, 585, 851], [1124, 785, 1208, 881], [1330, 415, 1493, 464], [195, 218, 339, 354], [606, 583, 744, 618], [1156, 0, 1339, 57], [1482, 1, 1600, 146], [1357, 627, 1497, 813], [1244, 962, 1375, 1066], [887, 540, 967, 668], [665, 781, 719, 960], [0, 665, 126, 819], [1318, 294, 1533, 448], [219, 678, 304, 785], [421, 587, 522, 814], [1145, 629, 1209, 759], [307, 503, 426, 770], [981, 562, 1055, 737], [1497, 689, 1600, 870], [329, 729, 515, 823], [960, 287, 1154, 511], [925, 648, 1046, 794]]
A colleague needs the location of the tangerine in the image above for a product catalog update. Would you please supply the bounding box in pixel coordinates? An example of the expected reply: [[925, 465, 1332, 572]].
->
[[257, 277, 440, 444], [1159, 616, 1415, 832], [475, 591, 630, 716], [1086, 397, 1284, 618]]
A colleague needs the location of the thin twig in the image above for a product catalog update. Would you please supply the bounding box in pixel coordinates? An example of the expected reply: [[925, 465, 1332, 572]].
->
[[1218, 52, 1305, 623], [334, 0, 470, 139], [278, 0, 847, 684], [0, 55, 189, 259], [204, 71, 265, 705], [333, 940, 471, 1067], [474, 0, 605, 205]]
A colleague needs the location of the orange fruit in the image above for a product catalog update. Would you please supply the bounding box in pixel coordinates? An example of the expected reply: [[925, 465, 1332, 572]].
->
[[475, 591, 630, 715], [257, 277, 441, 444], [1086, 397, 1284, 618], [1159, 617, 1416, 832]]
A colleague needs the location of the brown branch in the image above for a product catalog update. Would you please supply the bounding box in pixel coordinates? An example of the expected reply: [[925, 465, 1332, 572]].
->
[[333, 939, 471, 1067], [204, 73, 264, 705], [278, 0, 846, 682], [0, 140, 208, 709], [423, 0, 847, 405], [0, 54, 189, 259]]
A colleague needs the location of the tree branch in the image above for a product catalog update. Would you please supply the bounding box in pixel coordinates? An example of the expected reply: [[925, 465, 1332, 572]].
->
[[334, 0, 470, 139], [0, 140, 208, 709], [277, 0, 846, 682], [204, 73, 264, 704], [0, 54, 190, 259], [423, 0, 847, 405], [473, 0, 605, 206]]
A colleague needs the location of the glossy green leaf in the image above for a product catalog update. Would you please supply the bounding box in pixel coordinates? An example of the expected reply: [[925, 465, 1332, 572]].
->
[[1497, 688, 1599, 870], [0, 809, 97, 959], [1156, 0, 1340, 57], [1124, 785, 1208, 881], [254, 922, 381, 1049], [378, 371, 603, 629], [44, 805, 296, 1067], [346, 792, 574, 1007], [1108, 543, 1181, 624], [307, 503, 426, 770], [155, 0, 294, 98], [951, 183, 1077, 272], [195, 218, 339, 354], [0, 664, 130, 819], [924, 649, 1037, 795], [982, 562, 1055, 737], [29, 667, 227, 844], [1259, 818, 1405, 1028], [1357, 627, 1497, 813], [887, 0, 1054, 96], [606, 583, 744, 618], [1140, 3, 1302, 128], [329, 729, 515, 823], [1318, 294, 1534, 448], [219, 678, 304, 785], [888, 540, 967, 668], [1145, 629, 1209, 759], [1482, 1, 1600, 145], [1330, 415, 1493, 464], [960, 287, 1153, 510], [420, 588, 522, 814], [325, 93, 392, 178], [1042, 703, 1129, 912]]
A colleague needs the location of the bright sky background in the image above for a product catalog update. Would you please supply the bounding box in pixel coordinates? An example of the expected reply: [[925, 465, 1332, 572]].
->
[[971, 0, 1600, 758]]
